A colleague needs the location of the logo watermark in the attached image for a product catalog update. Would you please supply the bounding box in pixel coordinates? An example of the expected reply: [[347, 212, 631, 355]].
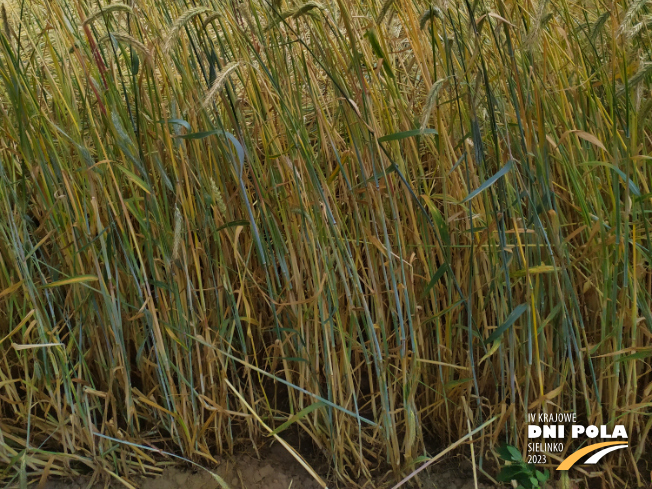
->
[[526, 411, 628, 470]]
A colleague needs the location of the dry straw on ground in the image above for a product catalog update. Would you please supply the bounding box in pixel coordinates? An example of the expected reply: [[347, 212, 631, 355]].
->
[[0, 0, 651, 487]]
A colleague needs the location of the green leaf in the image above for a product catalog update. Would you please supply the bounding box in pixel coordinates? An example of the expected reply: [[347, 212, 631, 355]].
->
[[131, 52, 140, 75], [152, 280, 171, 291], [423, 198, 450, 248], [579, 161, 641, 196], [378, 128, 438, 143], [507, 445, 523, 462], [270, 401, 325, 435], [364, 27, 395, 78], [535, 469, 549, 482], [462, 160, 513, 203], [216, 220, 250, 232], [485, 303, 528, 344], [159, 118, 191, 131], [497, 464, 528, 481], [495, 444, 514, 461], [177, 129, 222, 140], [356, 163, 397, 187], [408, 455, 432, 467], [616, 349, 652, 362], [112, 111, 146, 175], [176, 130, 244, 168], [420, 263, 449, 299], [444, 378, 471, 390], [115, 163, 152, 194]]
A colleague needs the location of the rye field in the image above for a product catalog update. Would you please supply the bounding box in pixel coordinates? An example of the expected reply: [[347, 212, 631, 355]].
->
[[0, 0, 651, 487]]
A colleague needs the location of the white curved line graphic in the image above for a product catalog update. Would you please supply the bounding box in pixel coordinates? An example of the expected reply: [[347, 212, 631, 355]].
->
[[584, 444, 628, 464]]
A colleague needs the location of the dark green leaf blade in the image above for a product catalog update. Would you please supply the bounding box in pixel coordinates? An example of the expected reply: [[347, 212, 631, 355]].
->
[[462, 160, 514, 203], [378, 128, 438, 143], [485, 303, 528, 344]]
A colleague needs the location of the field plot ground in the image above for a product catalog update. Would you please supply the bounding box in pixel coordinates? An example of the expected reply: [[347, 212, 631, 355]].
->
[[33, 444, 497, 489]]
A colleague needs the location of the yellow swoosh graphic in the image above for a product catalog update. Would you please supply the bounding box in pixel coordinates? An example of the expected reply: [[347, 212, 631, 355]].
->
[[557, 442, 628, 470]]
